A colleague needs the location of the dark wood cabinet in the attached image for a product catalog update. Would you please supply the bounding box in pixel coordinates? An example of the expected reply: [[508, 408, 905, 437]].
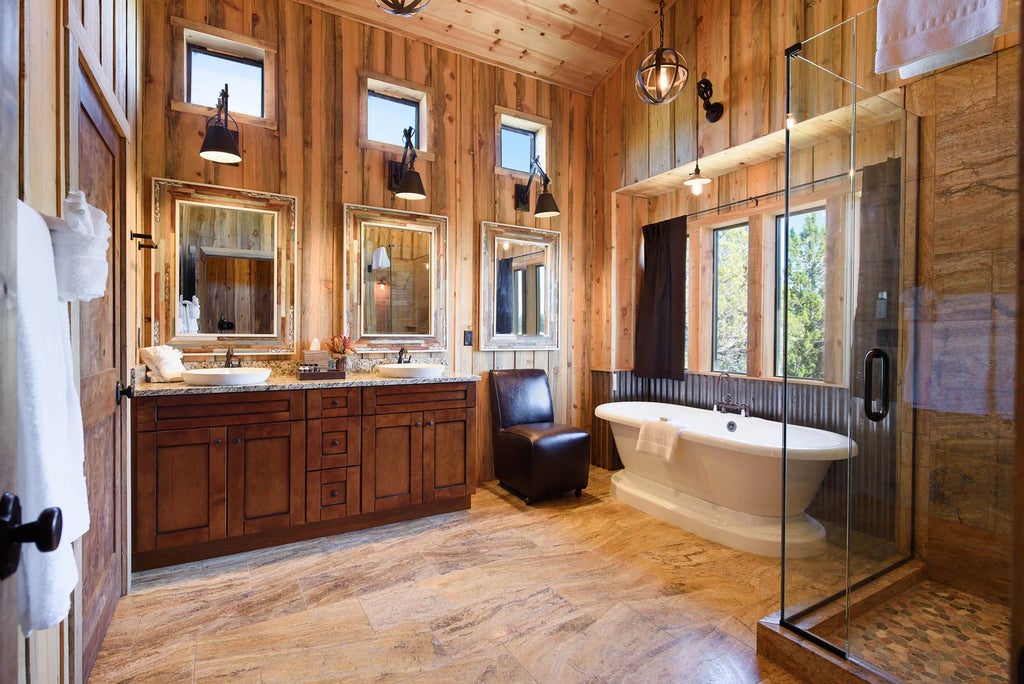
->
[[133, 382, 476, 569]]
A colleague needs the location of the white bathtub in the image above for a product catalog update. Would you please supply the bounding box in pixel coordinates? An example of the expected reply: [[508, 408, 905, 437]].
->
[[594, 401, 856, 557]]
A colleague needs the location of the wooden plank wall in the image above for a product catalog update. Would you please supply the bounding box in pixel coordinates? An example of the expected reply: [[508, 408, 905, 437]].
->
[[140, 0, 592, 482]]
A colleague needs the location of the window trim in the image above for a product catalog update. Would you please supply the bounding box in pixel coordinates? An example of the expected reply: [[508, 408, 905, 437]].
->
[[359, 71, 435, 161], [170, 17, 278, 130]]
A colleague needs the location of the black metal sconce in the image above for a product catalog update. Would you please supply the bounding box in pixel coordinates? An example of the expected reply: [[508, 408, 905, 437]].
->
[[199, 83, 241, 164], [387, 127, 426, 200], [513, 155, 559, 218], [696, 78, 724, 123]]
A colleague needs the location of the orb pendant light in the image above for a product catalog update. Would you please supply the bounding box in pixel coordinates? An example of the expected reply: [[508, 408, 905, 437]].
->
[[375, 0, 430, 16], [636, 0, 688, 105]]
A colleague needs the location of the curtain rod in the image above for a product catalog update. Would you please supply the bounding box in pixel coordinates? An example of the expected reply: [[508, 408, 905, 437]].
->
[[684, 171, 852, 220]]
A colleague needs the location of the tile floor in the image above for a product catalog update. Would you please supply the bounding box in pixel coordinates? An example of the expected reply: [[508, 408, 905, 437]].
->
[[92, 467, 807, 683]]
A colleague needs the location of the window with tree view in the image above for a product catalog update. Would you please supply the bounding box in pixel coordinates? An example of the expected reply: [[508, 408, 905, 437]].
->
[[775, 208, 826, 380], [713, 224, 748, 373]]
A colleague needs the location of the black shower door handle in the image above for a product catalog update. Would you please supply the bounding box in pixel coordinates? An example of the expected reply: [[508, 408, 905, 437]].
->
[[863, 348, 890, 422]]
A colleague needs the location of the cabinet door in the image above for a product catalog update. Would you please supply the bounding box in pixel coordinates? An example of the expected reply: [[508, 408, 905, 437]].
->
[[361, 412, 423, 513], [227, 421, 306, 536], [423, 408, 476, 502], [134, 427, 227, 552]]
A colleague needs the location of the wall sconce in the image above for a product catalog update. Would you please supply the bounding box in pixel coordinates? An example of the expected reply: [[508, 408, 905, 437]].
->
[[375, 0, 429, 15], [514, 155, 560, 218], [696, 78, 724, 123], [387, 127, 426, 200], [200, 83, 241, 164], [635, 0, 688, 105]]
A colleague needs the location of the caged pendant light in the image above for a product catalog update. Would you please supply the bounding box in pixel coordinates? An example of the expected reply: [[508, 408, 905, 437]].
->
[[375, 0, 430, 16], [635, 0, 689, 105]]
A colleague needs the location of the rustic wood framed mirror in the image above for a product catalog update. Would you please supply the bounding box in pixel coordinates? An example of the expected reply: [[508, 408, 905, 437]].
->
[[344, 204, 448, 353], [479, 221, 559, 350], [151, 178, 297, 354]]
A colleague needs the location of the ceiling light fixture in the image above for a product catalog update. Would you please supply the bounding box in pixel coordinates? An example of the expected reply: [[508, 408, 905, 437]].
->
[[375, 0, 430, 16], [199, 84, 241, 164], [514, 156, 560, 219], [635, 0, 689, 105], [387, 127, 427, 201]]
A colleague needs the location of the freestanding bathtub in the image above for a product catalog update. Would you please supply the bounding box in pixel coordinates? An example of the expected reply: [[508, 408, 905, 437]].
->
[[594, 401, 856, 557]]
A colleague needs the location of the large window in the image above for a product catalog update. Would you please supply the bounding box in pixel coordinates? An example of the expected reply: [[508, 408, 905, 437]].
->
[[776, 208, 827, 379], [713, 224, 749, 373]]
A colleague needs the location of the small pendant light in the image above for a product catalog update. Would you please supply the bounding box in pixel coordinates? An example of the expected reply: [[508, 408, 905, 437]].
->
[[200, 84, 241, 165], [375, 0, 430, 16], [635, 0, 689, 105]]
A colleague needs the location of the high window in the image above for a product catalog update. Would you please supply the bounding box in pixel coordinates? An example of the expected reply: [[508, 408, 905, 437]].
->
[[367, 91, 420, 148], [776, 208, 827, 379], [500, 125, 536, 174], [187, 44, 264, 117], [713, 223, 749, 374], [495, 108, 549, 175]]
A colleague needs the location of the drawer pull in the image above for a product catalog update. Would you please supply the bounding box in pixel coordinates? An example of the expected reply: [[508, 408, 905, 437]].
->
[[415, 422, 421, 427], [331, 399, 340, 406], [232, 437, 241, 445], [330, 440, 340, 447], [213, 439, 223, 445], [330, 490, 339, 498], [426, 421, 434, 426]]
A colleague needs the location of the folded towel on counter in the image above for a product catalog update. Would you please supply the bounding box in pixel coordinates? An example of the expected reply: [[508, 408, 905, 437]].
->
[[42, 191, 111, 302], [16, 200, 92, 635], [875, 0, 1004, 78], [636, 418, 686, 462], [140, 345, 187, 382]]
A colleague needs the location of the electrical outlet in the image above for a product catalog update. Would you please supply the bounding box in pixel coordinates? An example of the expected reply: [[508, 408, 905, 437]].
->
[[463, 329, 473, 346]]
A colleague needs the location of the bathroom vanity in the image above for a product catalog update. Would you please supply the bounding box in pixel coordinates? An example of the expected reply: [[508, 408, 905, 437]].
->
[[131, 375, 478, 569]]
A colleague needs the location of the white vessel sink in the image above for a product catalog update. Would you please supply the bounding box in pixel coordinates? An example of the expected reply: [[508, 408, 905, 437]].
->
[[182, 367, 272, 386], [376, 363, 445, 379]]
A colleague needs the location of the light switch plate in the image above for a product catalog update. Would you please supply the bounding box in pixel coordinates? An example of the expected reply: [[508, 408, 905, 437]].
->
[[463, 330, 473, 346]]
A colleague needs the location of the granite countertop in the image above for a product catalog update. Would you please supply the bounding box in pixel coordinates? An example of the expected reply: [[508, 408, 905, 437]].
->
[[132, 371, 482, 397]]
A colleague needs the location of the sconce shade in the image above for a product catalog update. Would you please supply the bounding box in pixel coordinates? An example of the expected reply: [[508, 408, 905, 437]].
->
[[683, 164, 712, 196], [534, 191, 560, 219], [394, 168, 426, 200], [376, 0, 429, 15], [636, 47, 689, 105], [200, 124, 241, 164]]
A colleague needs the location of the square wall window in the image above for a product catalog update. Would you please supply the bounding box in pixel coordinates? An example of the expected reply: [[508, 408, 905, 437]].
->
[[713, 223, 749, 374], [187, 45, 264, 118], [500, 125, 535, 174], [495, 108, 549, 175], [367, 92, 420, 148]]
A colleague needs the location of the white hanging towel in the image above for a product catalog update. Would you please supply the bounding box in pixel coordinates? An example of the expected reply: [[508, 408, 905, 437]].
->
[[42, 190, 110, 302], [636, 418, 687, 462], [16, 200, 92, 635], [875, 0, 1005, 78]]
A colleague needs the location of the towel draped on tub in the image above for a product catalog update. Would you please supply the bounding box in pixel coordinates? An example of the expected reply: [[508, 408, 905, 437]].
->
[[636, 419, 687, 462]]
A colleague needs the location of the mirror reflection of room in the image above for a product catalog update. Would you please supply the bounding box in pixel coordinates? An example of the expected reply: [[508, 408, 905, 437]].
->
[[362, 223, 432, 336], [177, 201, 276, 336], [494, 239, 548, 337]]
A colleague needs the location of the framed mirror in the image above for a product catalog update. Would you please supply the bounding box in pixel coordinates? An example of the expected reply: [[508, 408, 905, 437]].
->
[[344, 204, 447, 352], [479, 221, 559, 350], [152, 178, 297, 354]]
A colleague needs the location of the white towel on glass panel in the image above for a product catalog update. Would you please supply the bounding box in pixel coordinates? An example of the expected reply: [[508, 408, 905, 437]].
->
[[16, 200, 91, 634]]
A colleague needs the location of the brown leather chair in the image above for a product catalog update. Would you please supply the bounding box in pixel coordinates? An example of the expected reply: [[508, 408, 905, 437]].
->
[[489, 369, 590, 504]]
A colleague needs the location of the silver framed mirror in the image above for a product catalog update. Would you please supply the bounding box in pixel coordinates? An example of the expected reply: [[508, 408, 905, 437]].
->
[[344, 204, 447, 352], [479, 221, 559, 351], [151, 178, 297, 354]]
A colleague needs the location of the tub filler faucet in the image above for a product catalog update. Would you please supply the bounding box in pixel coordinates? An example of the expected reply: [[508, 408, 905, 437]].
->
[[713, 371, 750, 417]]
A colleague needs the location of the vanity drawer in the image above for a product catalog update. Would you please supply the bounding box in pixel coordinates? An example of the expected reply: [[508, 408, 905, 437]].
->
[[306, 417, 361, 470], [306, 388, 361, 419], [135, 391, 304, 431], [306, 467, 361, 521], [362, 382, 476, 415]]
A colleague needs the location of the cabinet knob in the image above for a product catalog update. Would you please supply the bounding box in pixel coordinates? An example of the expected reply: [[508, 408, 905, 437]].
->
[[415, 422, 421, 427], [232, 437, 241, 445], [331, 399, 340, 406], [426, 421, 434, 426], [330, 440, 339, 447], [330, 490, 339, 498], [213, 439, 223, 445]]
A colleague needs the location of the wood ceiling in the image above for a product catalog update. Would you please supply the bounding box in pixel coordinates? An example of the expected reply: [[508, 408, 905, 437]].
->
[[294, 0, 669, 94]]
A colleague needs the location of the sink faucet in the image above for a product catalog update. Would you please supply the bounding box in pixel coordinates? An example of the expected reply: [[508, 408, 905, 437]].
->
[[224, 348, 240, 368], [397, 346, 410, 364]]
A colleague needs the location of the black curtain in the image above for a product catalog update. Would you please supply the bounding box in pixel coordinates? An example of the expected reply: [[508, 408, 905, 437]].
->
[[495, 257, 514, 334], [635, 217, 687, 380]]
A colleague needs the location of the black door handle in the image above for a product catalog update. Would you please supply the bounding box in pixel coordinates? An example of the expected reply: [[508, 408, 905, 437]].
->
[[1, 492, 63, 581], [863, 348, 890, 422]]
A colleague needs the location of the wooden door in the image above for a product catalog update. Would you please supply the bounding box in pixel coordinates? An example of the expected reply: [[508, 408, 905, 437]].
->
[[133, 428, 228, 552], [0, 0, 20, 678], [361, 413, 424, 513], [422, 408, 475, 502], [76, 69, 125, 679], [226, 422, 305, 536]]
